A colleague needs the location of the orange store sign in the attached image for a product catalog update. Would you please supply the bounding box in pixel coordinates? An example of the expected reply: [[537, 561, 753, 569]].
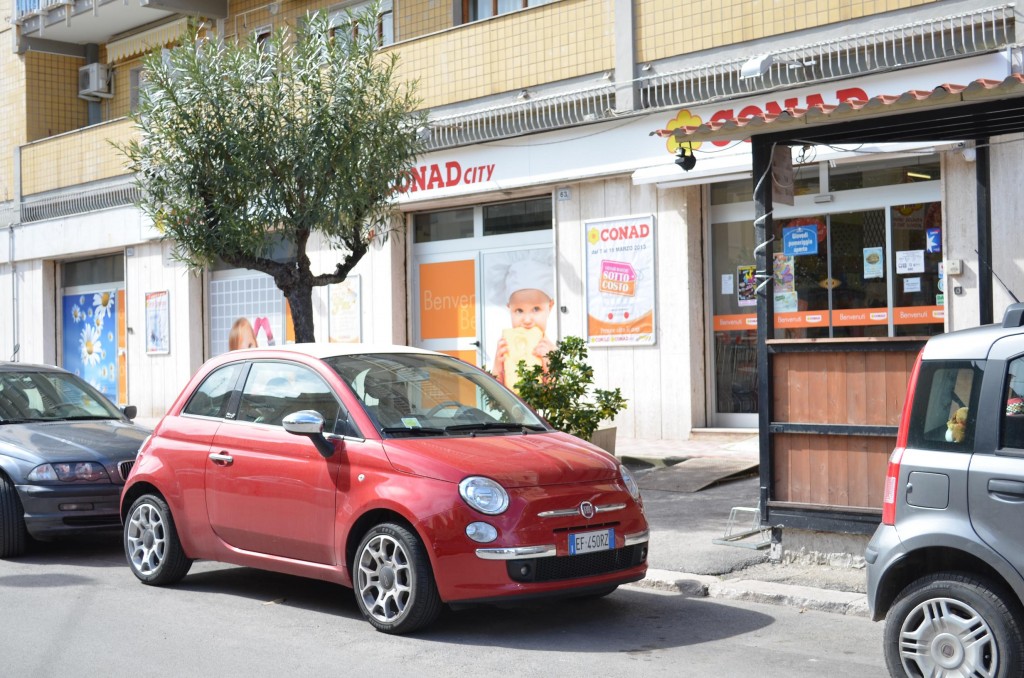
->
[[419, 260, 477, 340], [713, 306, 944, 332]]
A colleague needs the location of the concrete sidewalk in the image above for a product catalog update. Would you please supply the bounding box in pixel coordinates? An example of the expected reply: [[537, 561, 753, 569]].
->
[[618, 433, 871, 618]]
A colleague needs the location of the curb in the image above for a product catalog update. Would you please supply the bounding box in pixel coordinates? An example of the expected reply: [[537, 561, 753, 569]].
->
[[629, 568, 870, 618]]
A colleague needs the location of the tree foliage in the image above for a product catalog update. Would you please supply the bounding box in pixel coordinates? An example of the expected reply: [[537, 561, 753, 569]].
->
[[120, 9, 424, 341], [514, 336, 627, 441]]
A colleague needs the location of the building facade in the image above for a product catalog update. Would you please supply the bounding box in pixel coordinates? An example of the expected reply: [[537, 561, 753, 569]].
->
[[1, 0, 1022, 448]]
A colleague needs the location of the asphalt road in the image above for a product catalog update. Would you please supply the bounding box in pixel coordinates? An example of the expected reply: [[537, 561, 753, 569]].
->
[[1, 532, 884, 678]]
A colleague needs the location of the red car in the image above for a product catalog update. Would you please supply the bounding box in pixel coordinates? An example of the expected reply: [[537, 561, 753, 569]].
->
[[120, 345, 649, 633]]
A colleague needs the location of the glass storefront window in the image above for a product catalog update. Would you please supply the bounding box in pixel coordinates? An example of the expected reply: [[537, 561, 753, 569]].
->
[[829, 157, 940, 191], [709, 154, 943, 421], [414, 208, 474, 242], [482, 197, 552, 236]]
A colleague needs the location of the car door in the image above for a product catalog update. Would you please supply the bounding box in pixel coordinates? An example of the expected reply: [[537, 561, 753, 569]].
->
[[968, 335, 1024, 577], [205, 360, 345, 565]]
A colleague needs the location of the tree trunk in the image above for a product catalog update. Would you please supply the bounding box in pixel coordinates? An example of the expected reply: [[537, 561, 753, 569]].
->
[[287, 284, 317, 343]]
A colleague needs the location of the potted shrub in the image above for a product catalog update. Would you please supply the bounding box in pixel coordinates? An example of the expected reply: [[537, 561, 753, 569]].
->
[[513, 336, 627, 452]]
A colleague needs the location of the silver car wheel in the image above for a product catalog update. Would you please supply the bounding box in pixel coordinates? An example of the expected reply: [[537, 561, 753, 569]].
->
[[357, 533, 412, 624], [898, 596, 997, 677], [126, 502, 168, 575]]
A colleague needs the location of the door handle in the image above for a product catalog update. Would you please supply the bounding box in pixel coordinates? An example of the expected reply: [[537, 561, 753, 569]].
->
[[209, 451, 234, 466], [988, 478, 1024, 498]]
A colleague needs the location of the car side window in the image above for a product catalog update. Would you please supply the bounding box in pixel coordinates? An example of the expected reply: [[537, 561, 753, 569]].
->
[[237, 362, 350, 433], [1002, 356, 1024, 449], [907, 360, 983, 451], [183, 363, 244, 419]]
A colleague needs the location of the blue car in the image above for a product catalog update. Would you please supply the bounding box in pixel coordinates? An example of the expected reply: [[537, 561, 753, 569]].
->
[[0, 362, 149, 557]]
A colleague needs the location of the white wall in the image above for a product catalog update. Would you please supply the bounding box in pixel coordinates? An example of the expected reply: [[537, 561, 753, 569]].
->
[[943, 134, 1024, 330], [554, 177, 705, 440]]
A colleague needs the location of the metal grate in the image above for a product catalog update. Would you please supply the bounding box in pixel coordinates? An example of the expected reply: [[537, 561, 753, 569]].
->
[[117, 460, 135, 482], [506, 544, 646, 583], [425, 84, 616, 152], [20, 182, 140, 223], [424, 4, 1014, 152], [640, 5, 1015, 112]]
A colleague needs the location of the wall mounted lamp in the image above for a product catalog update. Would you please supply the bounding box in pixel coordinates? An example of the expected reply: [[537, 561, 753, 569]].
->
[[675, 143, 697, 171]]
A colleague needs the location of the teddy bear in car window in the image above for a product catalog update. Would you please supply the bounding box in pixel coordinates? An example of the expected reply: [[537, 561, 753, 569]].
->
[[946, 406, 968, 443]]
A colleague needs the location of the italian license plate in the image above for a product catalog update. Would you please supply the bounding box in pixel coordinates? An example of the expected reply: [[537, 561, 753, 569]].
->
[[568, 528, 614, 555]]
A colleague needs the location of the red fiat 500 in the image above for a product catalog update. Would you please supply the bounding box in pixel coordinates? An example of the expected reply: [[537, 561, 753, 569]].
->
[[120, 344, 649, 633]]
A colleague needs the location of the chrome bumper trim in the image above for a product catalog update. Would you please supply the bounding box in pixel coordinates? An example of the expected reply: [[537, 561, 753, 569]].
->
[[624, 529, 650, 547], [475, 545, 557, 560], [537, 503, 627, 518]]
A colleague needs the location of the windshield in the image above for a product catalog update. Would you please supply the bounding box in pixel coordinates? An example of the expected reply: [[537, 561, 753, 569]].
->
[[0, 370, 123, 424], [323, 353, 548, 437]]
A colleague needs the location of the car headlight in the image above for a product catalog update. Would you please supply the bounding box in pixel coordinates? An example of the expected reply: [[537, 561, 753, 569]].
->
[[620, 464, 641, 501], [27, 462, 111, 483], [459, 476, 509, 515]]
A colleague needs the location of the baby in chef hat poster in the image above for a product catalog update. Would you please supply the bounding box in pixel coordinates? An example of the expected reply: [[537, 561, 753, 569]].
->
[[482, 248, 556, 389]]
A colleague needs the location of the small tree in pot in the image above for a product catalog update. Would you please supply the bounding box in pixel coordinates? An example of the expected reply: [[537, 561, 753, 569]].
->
[[514, 336, 627, 447]]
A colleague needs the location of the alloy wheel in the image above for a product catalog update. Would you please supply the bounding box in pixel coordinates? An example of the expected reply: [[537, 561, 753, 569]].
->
[[126, 502, 168, 575], [357, 533, 412, 624]]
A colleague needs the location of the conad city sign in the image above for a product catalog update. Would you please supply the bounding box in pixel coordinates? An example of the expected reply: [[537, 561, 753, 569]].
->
[[396, 53, 1008, 203]]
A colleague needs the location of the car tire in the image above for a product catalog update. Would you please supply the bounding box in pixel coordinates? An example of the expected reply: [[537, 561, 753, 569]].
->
[[124, 494, 193, 586], [884, 571, 1024, 678], [353, 522, 442, 634], [0, 473, 27, 558]]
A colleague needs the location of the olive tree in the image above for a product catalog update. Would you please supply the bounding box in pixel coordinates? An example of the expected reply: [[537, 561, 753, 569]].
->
[[121, 10, 423, 342]]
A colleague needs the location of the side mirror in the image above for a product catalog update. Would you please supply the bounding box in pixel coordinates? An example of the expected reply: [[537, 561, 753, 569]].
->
[[283, 410, 335, 458], [122, 405, 138, 421]]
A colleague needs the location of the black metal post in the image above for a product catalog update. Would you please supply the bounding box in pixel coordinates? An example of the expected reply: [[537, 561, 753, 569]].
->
[[976, 137, 993, 325], [752, 138, 774, 526]]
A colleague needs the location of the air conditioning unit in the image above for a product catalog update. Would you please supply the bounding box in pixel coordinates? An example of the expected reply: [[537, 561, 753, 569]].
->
[[78, 63, 113, 100]]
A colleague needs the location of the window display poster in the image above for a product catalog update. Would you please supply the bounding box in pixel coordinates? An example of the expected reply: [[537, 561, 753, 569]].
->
[[896, 249, 925, 275], [721, 274, 734, 295], [737, 265, 757, 307], [864, 247, 884, 279], [145, 290, 170, 355], [773, 254, 794, 292], [328, 276, 361, 343], [482, 248, 555, 387], [774, 290, 799, 313], [62, 289, 120, 403], [209, 271, 288, 356], [584, 215, 656, 346]]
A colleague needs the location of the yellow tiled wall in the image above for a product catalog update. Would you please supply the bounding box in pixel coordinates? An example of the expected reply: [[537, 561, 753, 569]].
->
[[21, 118, 134, 196], [636, 0, 938, 62], [0, 28, 27, 203], [25, 51, 88, 143], [396, 0, 450, 41], [391, 0, 615, 109]]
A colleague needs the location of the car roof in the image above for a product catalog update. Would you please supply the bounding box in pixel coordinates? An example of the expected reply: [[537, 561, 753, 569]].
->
[[223, 343, 443, 361], [0, 361, 68, 373], [923, 304, 1024, 361]]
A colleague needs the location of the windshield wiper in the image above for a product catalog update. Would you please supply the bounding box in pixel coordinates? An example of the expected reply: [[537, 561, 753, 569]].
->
[[380, 426, 447, 437], [55, 415, 117, 421], [0, 418, 35, 425], [444, 422, 546, 435]]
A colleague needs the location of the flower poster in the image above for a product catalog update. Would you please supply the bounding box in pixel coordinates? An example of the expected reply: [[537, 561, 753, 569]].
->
[[584, 215, 656, 346], [62, 289, 120, 403]]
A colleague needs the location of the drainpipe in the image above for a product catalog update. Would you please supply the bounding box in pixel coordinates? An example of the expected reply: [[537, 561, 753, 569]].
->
[[85, 43, 101, 126], [9, 146, 20, 361]]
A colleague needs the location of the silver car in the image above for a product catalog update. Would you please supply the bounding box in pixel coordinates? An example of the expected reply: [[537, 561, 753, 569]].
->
[[867, 303, 1024, 677], [0, 362, 148, 558]]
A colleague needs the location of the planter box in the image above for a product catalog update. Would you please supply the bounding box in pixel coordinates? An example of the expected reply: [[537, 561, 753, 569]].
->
[[589, 427, 617, 455]]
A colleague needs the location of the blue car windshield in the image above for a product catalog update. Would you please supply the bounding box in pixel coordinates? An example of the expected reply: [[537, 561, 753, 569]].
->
[[0, 371, 123, 423]]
